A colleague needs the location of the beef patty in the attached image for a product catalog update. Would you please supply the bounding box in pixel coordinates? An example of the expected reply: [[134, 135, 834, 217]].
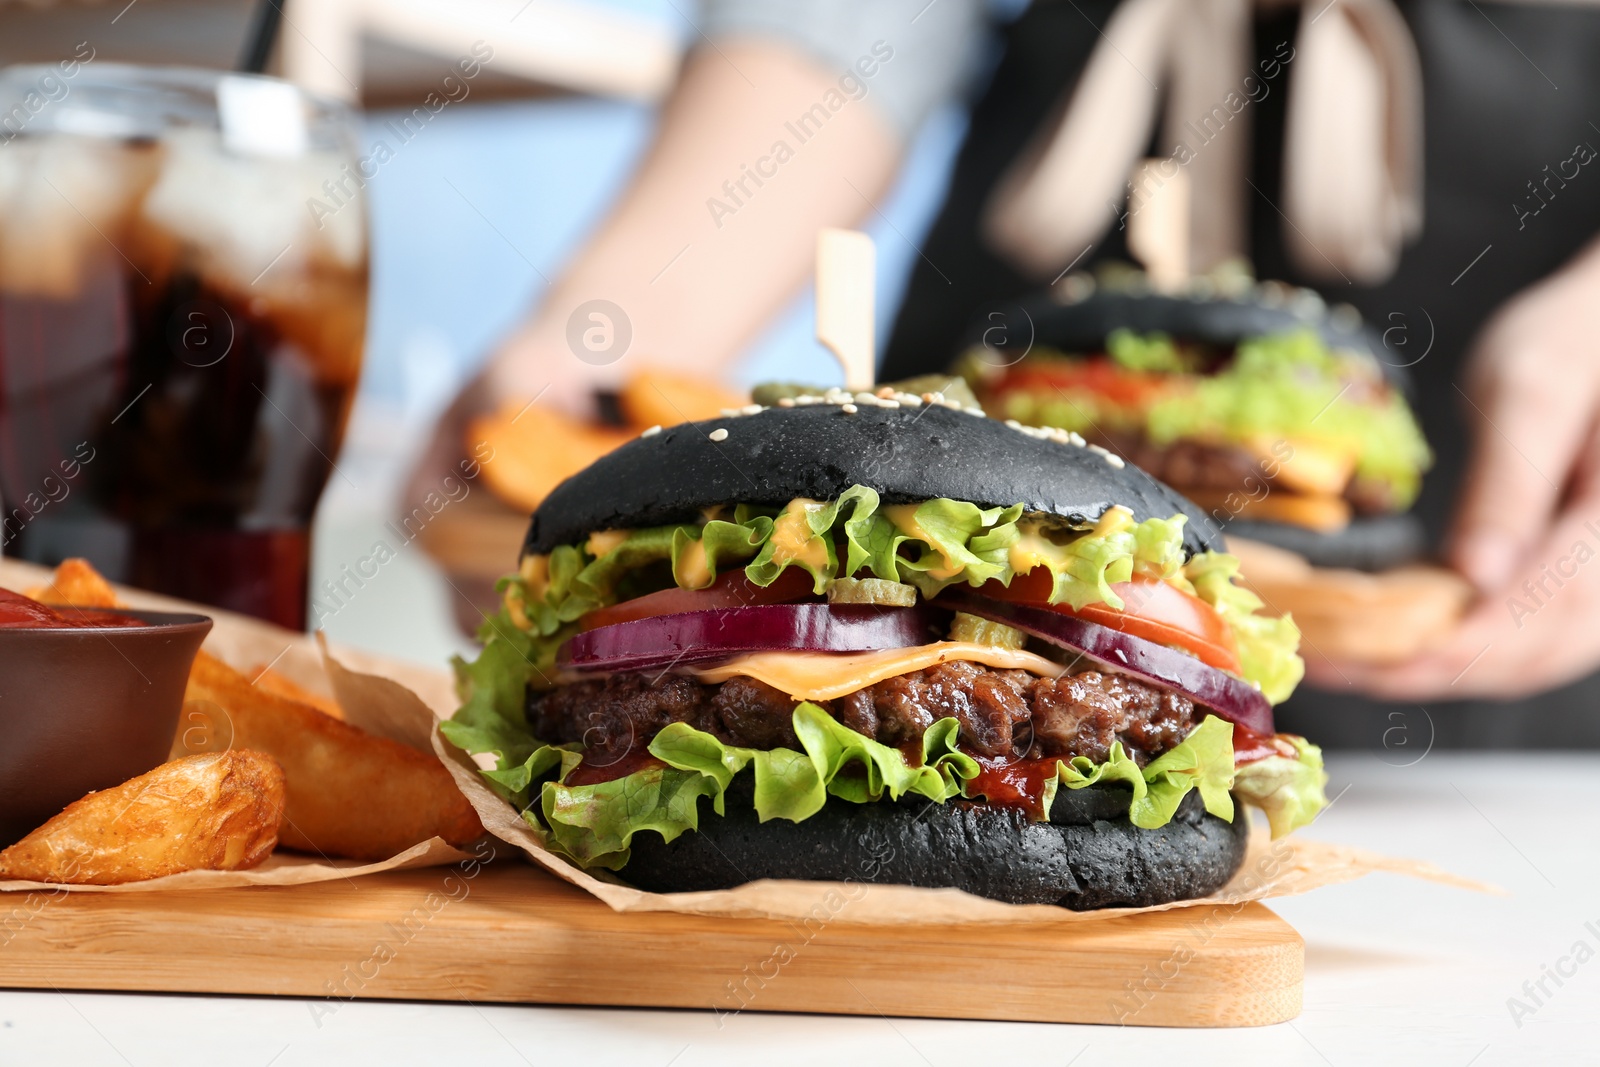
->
[[528, 661, 1198, 767]]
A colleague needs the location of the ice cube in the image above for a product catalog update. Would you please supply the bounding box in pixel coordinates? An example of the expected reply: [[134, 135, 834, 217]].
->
[[139, 126, 365, 297], [0, 135, 154, 299]]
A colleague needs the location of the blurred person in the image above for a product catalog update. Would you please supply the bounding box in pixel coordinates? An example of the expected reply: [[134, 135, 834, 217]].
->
[[418, 0, 1600, 748]]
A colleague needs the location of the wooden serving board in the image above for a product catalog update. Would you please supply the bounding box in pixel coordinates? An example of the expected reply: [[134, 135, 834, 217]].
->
[[0, 863, 1302, 1027]]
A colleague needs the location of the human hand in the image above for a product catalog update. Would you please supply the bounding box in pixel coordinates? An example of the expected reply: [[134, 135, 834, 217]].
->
[[1311, 244, 1600, 700]]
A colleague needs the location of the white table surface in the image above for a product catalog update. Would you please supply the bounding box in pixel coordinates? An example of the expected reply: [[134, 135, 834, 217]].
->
[[1, 751, 1594, 1066]]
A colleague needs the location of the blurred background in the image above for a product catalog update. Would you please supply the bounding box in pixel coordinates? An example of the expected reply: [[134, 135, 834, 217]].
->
[[0, 0, 977, 663], [6, 0, 1600, 751]]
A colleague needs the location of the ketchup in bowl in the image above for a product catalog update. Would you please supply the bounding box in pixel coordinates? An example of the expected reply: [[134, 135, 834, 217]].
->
[[0, 586, 211, 847], [0, 588, 145, 629]]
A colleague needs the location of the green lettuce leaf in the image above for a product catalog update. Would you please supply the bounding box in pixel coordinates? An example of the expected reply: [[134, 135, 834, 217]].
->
[[1004, 507, 1189, 611], [1133, 713, 1237, 825], [807, 484, 886, 582], [1184, 551, 1305, 704], [569, 527, 683, 609], [670, 517, 772, 590], [541, 762, 723, 868], [883, 499, 1024, 598], [974, 712, 1237, 827], [444, 611, 553, 770], [537, 704, 978, 868], [1108, 328, 1186, 373], [527, 711, 1255, 870], [1232, 735, 1328, 838], [746, 499, 838, 593], [1144, 329, 1431, 506], [1130, 513, 1190, 582]]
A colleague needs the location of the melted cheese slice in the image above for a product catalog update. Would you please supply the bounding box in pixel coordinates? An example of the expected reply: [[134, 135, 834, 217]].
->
[[882, 505, 963, 579], [1244, 434, 1356, 496], [767, 499, 831, 574], [689, 642, 1066, 701], [675, 536, 714, 589]]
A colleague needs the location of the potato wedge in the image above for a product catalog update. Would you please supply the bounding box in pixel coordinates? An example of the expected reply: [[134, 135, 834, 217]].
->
[[247, 664, 344, 719], [619, 370, 745, 428], [24, 557, 123, 608], [468, 402, 632, 512], [180, 652, 483, 860], [0, 751, 285, 885]]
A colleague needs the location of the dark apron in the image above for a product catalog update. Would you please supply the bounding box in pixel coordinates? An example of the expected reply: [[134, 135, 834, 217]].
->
[[883, 0, 1600, 749]]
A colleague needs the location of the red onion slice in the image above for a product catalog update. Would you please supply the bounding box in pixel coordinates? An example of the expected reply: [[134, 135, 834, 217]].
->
[[938, 589, 1275, 736], [560, 604, 939, 674]]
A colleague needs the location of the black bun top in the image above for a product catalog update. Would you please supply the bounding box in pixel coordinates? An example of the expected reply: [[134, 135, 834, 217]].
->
[[522, 403, 1221, 557], [981, 286, 1411, 392]]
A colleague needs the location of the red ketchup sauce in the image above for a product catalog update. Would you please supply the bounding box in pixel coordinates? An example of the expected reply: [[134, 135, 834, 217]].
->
[[1232, 723, 1293, 766], [563, 748, 666, 788], [964, 721, 1294, 815], [964, 755, 1066, 816], [0, 587, 144, 629]]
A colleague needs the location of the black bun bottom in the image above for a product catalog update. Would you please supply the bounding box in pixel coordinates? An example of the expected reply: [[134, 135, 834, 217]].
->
[[622, 782, 1249, 910], [1224, 513, 1426, 571]]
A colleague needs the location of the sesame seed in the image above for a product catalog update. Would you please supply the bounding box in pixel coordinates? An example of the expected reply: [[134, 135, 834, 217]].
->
[[875, 386, 895, 399], [841, 403, 858, 414], [1104, 454, 1126, 469], [796, 395, 817, 405], [963, 406, 985, 416], [920, 392, 937, 404], [640, 424, 662, 437], [879, 399, 900, 408], [740, 403, 764, 415], [1005, 419, 1022, 429], [941, 398, 962, 410], [777, 397, 796, 408], [902, 394, 922, 406], [719, 408, 741, 418], [708, 428, 729, 442]]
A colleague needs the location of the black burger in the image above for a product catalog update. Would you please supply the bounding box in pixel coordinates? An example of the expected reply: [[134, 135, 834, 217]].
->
[[962, 267, 1433, 571], [445, 389, 1328, 909]]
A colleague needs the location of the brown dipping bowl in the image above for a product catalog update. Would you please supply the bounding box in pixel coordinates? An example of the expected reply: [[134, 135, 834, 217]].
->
[[0, 611, 212, 848]]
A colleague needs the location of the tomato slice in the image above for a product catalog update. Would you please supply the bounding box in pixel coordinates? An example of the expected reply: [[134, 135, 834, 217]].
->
[[970, 573, 1241, 674], [579, 566, 817, 631], [992, 358, 1169, 409]]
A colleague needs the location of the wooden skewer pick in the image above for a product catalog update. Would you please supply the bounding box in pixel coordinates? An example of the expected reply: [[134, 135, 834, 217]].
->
[[815, 228, 876, 392]]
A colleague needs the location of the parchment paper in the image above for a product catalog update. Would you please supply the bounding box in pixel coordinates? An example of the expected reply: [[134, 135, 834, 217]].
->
[[0, 838, 472, 894], [428, 716, 1498, 925], [0, 558, 1497, 919]]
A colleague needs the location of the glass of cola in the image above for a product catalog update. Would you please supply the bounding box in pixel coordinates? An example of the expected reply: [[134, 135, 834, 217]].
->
[[0, 65, 367, 628]]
